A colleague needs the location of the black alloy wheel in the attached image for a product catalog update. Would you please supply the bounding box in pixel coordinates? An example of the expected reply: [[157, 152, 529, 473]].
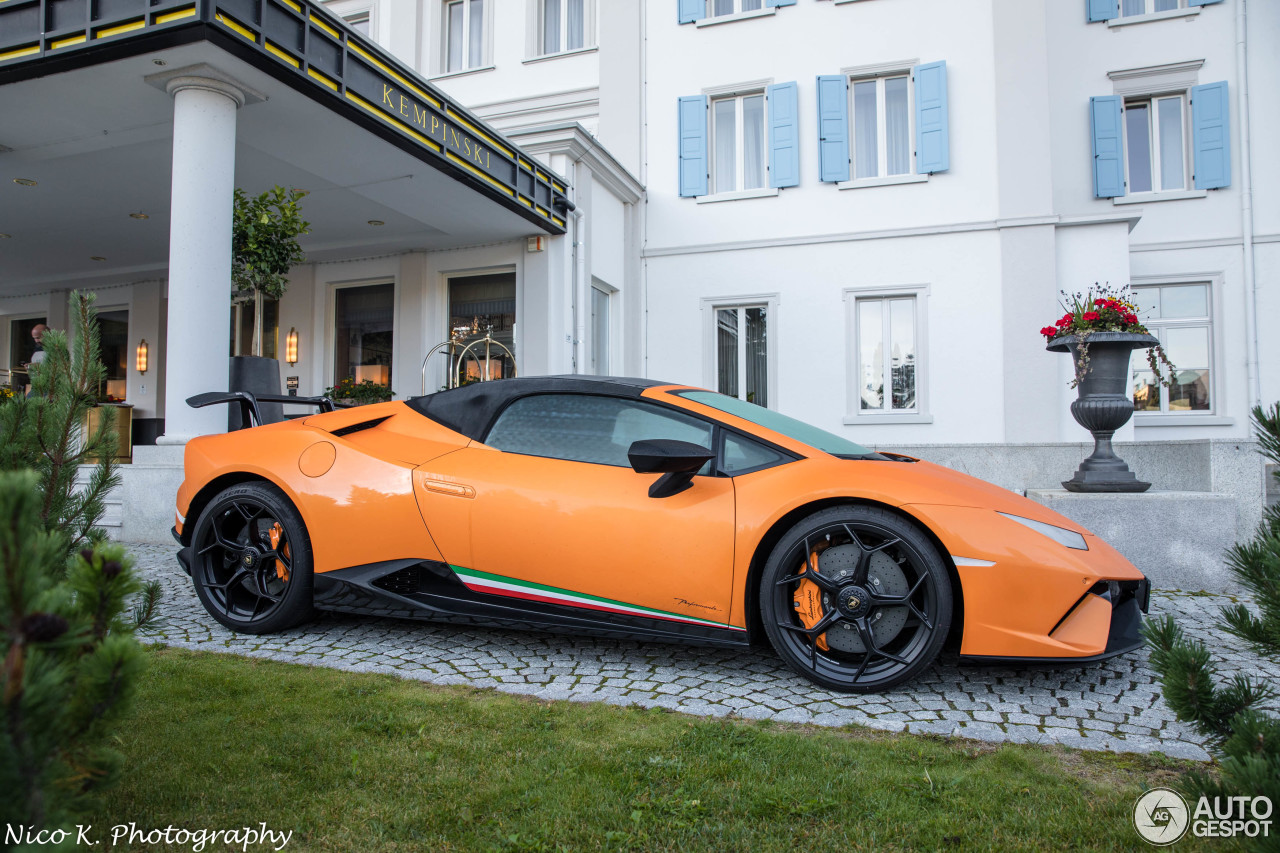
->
[[190, 482, 314, 634], [761, 505, 952, 693]]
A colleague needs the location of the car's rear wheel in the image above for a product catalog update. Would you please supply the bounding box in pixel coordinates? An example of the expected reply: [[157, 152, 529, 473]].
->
[[190, 482, 314, 634], [761, 505, 952, 693]]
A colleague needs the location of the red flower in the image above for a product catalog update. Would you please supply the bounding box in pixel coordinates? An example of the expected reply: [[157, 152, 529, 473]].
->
[[1040, 326, 1058, 337], [1083, 311, 1100, 322], [1056, 317, 1070, 327], [1093, 298, 1105, 306]]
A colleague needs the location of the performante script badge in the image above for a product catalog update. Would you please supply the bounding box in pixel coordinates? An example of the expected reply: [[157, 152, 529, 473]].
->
[[1133, 788, 1190, 846]]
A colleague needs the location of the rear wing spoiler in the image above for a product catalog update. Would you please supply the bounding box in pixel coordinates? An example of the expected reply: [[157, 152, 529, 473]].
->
[[186, 391, 350, 430]]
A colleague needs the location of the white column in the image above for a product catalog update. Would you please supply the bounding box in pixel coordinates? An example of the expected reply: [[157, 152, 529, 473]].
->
[[157, 77, 244, 444]]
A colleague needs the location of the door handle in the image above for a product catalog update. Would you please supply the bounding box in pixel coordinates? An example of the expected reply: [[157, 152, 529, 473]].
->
[[421, 476, 476, 499]]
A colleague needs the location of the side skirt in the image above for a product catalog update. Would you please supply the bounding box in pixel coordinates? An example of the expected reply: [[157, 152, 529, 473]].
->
[[312, 560, 751, 649]]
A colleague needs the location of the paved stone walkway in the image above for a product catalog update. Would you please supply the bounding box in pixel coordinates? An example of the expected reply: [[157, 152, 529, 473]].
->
[[130, 544, 1280, 761]]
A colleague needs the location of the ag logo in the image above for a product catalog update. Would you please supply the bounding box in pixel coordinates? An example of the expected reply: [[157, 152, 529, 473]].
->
[[1134, 787, 1190, 845]]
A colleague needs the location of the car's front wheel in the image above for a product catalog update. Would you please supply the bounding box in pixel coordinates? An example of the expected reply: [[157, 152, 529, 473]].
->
[[761, 505, 952, 693], [190, 482, 314, 634]]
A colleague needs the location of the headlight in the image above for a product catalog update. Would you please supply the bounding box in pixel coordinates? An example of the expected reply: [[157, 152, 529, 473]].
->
[[998, 512, 1088, 551]]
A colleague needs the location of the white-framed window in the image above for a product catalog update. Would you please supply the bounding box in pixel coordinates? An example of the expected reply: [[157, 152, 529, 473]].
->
[[844, 285, 930, 423], [710, 91, 767, 194], [343, 10, 370, 34], [1131, 282, 1213, 415], [850, 71, 913, 180], [710, 0, 763, 16], [324, 0, 375, 38], [702, 295, 778, 410], [1124, 93, 1188, 194], [540, 0, 586, 54], [443, 0, 486, 74], [589, 283, 611, 376], [1121, 0, 1186, 16]]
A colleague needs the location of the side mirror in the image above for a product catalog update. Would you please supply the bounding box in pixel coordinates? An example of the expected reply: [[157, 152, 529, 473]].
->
[[627, 439, 714, 498]]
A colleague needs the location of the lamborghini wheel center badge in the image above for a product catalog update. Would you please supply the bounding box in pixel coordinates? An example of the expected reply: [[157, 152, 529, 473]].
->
[[836, 585, 870, 618]]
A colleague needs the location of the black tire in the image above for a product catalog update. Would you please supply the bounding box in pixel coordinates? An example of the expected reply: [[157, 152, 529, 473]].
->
[[761, 505, 952, 693], [190, 481, 314, 634]]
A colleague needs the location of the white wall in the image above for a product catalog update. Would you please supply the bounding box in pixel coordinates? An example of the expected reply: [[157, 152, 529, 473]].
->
[[313, 0, 1275, 445], [646, 229, 1007, 444], [645, 0, 1002, 252]]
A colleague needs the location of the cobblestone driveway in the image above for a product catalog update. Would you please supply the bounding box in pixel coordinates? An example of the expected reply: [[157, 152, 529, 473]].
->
[[132, 544, 1280, 761]]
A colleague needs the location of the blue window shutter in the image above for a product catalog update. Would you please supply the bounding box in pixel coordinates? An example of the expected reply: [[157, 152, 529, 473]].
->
[[1190, 0, 1224, 6], [816, 75, 849, 183], [1192, 81, 1231, 190], [767, 82, 799, 188], [678, 95, 709, 198], [914, 61, 950, 174], [1087, 0, 1118, 22], [678, 0, 704, 24], [765, 0, 797, 6], [1090, 95, 1125, 198]]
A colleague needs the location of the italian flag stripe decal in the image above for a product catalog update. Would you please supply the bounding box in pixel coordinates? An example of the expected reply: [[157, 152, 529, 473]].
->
[[451, 565, 745, 632]]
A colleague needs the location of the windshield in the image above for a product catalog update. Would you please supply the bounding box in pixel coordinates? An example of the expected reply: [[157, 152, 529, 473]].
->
[[672, 390, 875, 458]]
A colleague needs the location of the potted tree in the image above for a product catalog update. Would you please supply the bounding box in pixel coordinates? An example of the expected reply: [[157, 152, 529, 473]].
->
[[229, 186, 309, 427], [1041, 284, 1175, 492]]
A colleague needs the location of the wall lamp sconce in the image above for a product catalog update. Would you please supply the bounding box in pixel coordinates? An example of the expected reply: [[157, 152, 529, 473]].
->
[[136, 339, 148, 375], [286, 328, 299, 365]]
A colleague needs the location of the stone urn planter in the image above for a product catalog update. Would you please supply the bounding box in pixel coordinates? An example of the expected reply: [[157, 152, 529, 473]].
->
[[1047, 331, 1158, 493]]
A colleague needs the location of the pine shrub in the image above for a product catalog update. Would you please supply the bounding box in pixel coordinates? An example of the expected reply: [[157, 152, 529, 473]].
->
[[1220, 403, 1280, 654], [0, 471, 149, 829], [0, 292, 120, 555]]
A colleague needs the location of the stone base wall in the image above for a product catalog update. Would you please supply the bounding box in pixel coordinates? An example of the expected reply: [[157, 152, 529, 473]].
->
[[880, 438, 1266, 543]]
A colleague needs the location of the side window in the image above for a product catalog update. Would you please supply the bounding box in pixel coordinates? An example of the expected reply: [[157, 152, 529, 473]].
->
[[721, 433, 788, 475], [485, 394, 713, 468]]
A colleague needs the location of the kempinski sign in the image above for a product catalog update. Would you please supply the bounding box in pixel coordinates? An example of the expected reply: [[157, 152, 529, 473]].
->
[[379, 83, 496, 173], [0, 0, 570, 233]]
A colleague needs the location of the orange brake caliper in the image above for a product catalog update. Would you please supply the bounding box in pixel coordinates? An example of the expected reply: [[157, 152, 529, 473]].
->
[[792, 546, 830, 651], [269, 523, 291, 582]]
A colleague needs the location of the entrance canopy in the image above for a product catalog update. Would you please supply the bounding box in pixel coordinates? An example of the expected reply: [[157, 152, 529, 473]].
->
[[0, 0, 572, 297]]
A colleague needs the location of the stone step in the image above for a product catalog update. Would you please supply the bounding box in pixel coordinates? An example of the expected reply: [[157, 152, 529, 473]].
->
[[75, 464, 125, 539]]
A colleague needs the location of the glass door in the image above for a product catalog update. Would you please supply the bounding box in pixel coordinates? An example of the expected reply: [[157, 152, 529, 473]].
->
[[448, 272, 516, 386]]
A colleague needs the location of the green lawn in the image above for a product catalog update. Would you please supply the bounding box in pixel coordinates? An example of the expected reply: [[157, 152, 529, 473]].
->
[[82, 647, 1213, 852]]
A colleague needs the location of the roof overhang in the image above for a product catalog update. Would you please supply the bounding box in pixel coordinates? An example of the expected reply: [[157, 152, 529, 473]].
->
[[0, 0, 572, 296]]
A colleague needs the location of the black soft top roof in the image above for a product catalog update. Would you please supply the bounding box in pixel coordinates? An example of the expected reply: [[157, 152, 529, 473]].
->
[[406, 375, 673, 441]]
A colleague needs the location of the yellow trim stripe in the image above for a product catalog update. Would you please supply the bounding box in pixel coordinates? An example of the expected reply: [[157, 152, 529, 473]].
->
[[518, 158, 531, 170], [552, 216, 565, 227], [265, 41, 300, 67], [277, 0, 301, 11], [535, 205, 549, 217], [95, 18, 145, 38], [552, 182, 565, 193], [518, 196, 532, 208], [345, 90, 442, 151], [0, 44, 40, 61], [447, 152, 515, 197], [447, 108, 511, 158], [309, 13, 339, 38], [155, 6, 196, 24], [535, 170, 548, 181], [348, 42, 439, 107], [215, 13, 256, 41], [307, 67, 338, 91], [51, 34, 87, 49]]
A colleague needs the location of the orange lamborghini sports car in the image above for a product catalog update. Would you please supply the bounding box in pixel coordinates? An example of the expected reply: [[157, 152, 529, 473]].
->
[[173, 376, 1150, 692]]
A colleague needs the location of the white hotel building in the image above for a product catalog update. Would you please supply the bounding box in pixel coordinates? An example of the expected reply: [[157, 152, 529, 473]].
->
[[0, 0, 1274, 545]]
